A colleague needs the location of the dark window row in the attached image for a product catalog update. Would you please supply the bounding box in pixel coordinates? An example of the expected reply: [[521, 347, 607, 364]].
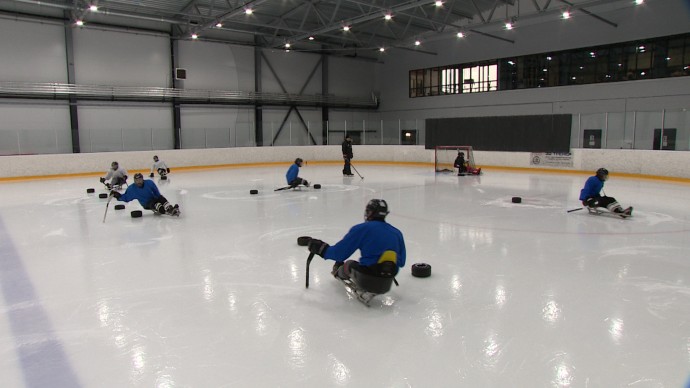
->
[[410, 33, 690, 97]]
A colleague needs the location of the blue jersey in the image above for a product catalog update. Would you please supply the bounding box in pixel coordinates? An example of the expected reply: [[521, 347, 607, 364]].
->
[[324, 220, 406, 268], [118, 180, 162, 207], [286, 163, 299, 184], [579, 176, 604, 200]]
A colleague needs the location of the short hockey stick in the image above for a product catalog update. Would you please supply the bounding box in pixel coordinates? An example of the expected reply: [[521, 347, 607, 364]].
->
[[567, 207, 583, 213], [274, 185, 292, 192], [351, 164, 364, 179], [305, 252, 315, 289], [103, 194, 114, 223]]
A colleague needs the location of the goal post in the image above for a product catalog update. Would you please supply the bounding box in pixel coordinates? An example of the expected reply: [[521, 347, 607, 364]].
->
[[434, 146, 477, 173]]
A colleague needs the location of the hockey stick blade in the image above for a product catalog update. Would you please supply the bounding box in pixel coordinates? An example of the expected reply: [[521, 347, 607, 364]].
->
[[351, 164, 364, 179], [102, 194, 114, 223], [567, 207, 583, 213], [305, 252, 315, 288]]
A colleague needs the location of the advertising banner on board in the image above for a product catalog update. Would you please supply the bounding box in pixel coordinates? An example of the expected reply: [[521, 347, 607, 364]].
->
[[530, 153, 573, 168]]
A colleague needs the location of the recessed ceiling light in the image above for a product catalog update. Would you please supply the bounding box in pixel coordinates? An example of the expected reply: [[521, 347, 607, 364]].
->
[[308, 36, 315, 41], [191, 33, 198, 39], [384, 14, 392, 20], [456, 32, 464, 38], [343, 25, 350, 31], [414, 40, 421, 46], [216, 23, 222, 28], [89, 5, 98, 12], [379, 47, 385, 52], [285, 43, 291, 48], [245, 8, 253, 15]]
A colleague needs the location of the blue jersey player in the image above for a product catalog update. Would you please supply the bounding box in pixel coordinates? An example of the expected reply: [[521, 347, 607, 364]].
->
[[579, 168, 632, 216], [111, 173, 179, 216], [308, 199, 406, 280], [286, 158, 309, 188]]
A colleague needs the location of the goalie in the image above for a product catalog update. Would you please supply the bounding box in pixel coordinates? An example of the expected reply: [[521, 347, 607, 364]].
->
[[453, 151, 482, 176], [307, 199, 406, 281], [579, 168, 632, 216]]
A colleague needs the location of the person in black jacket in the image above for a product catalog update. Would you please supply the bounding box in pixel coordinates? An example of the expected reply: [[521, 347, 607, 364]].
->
[[342, 135, 353, 176]]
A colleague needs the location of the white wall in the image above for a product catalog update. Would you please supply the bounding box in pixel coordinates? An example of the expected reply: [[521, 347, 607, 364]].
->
[[3, 147, 690, 181], [0, 19, 66, 82]]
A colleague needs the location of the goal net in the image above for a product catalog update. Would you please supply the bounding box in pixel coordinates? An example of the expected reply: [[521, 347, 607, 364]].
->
[[434, 146, 477, 173]]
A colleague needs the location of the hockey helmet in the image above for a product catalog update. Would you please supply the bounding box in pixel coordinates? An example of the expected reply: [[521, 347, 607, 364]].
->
[[111, 161, 119, 169], [365, 199, 390, 221], [133, 172, 144, 186], [295, 158, 303, 166], [458, 151, 465, 156], [596, 168, 609, 181], [153, 155, 159, 162]]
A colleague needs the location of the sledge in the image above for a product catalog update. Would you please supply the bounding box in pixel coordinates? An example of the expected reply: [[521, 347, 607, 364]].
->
[[336, 268, 398, 307], [587, 207, 632, 219]]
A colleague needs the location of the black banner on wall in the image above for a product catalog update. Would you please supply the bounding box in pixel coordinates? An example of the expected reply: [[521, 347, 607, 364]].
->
[[425, 114, 572, 153]]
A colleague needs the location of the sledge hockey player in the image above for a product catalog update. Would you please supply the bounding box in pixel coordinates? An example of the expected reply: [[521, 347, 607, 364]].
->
[[579, 168, 632, 216], [342, 135, 354, 176], [286, 158, 309, 188], [100, 161, 128, 190], [150, 155, 170, 179], [308, 199, 406, 282], [110, 173, 180, 216], [454, 151, 468, 175]]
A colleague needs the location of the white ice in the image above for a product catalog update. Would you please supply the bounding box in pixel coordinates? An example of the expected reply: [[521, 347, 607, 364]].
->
[[1, 165, 689, 387]]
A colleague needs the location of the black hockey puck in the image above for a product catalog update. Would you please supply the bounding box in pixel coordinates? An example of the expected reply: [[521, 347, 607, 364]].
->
[[411, 263, 432, 278], [161, 176, 167, 180], [99, 193, 108, 199], [313, 184, 321, 189], [131, 210, 143, 218], [250, 189, 259, 195], [512, 197, 522, 203], [297, 236, 312, 246], [114, 204, 125, 210], [87, 188, 95, 193]]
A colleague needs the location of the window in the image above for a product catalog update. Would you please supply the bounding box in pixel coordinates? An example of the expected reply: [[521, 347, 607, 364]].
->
[[409, 32, 690, 98]]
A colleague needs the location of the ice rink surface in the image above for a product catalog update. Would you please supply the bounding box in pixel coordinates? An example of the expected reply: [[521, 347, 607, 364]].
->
[[1, 164, 689, 387]]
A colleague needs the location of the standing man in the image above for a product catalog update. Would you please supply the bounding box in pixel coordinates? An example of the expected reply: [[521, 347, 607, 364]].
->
[[342, 135, 354, 176]]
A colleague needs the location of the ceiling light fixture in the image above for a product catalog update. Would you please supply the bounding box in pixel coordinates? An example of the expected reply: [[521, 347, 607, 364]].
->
[[434, 1, 443, 6], [379, 47, 385, 52], [191, 33, 198, 39], [285, 43, 291, 48], [384, 14, 392, 20], [343, 25, 350, 31], [505, 21, 513, 30], [89, 5, 98, 12], [75, 20, 84, 26], [562, 11, 571, 19], [635, 0, 644, 4], [245, 8, 253, 15], [414, 40, 421, 46], [456, 32, 465, 38], [216, 23, 223, 28], [308, 36, 315, 41]]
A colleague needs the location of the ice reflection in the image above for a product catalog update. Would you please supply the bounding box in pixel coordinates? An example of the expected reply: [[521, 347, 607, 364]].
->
[[450, 275, 462, 297], [156, 373, 175, 388], [542, 300, 561, 323], [289, 262, 299, 282], [494, 285, 506, 307], [287, 329, 306, 369], [227, 292, 237, 312], [202, 270, 214, 301], [608, 318, 624, 342], [425, 310, 444, 338], [482, 334, 502, 369], [328, 354, 350, 385], [554, 363, 573, 387], [131, 345, 146, 375]]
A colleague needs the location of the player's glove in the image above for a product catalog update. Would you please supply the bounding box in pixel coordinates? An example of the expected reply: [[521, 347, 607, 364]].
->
[[150, 173, 154, 178], [110, 191, 122, 199], [308, 239, 329, 258], [166, 168, 170, 173], [99, 177, 106, 184]]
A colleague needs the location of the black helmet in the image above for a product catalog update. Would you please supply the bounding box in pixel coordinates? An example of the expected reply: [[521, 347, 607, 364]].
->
[[134, 173, 144, 180], [596, 168, 609, 181], [111, 161, 119, 168], [153, 155, 159, 161], [458, 151, 464, 156], [365, 199, 389, 221], [295, 158, 303, 165]]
